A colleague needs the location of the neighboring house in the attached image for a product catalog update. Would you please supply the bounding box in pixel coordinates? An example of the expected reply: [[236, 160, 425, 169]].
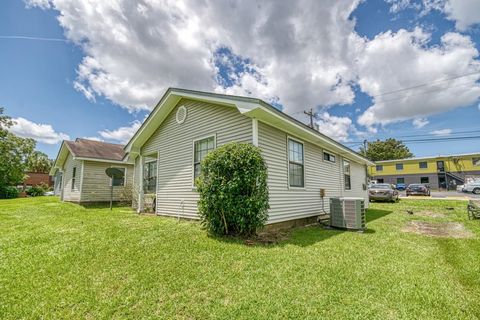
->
[[50, 139, 133, 203], [369, 153, 480, 190], [22, 172, 53, 189], [124, 88, 373, 225]]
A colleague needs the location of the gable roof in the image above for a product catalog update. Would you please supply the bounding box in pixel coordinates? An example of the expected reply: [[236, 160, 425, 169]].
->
[[65, 139, 125, 161], [124, 88, 374, 166], [50, 139, 126, 175]]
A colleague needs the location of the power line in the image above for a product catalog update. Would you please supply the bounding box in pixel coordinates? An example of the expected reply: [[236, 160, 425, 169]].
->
[[345, 134, 480, 145], [372, 71, 480, 98]]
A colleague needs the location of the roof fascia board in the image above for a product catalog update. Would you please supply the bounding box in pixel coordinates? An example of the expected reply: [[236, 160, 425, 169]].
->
[[74, 157, 131, 164]]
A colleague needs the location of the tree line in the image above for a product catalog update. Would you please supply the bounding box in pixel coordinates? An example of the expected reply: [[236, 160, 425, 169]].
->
[[0, 107, 53, 197]]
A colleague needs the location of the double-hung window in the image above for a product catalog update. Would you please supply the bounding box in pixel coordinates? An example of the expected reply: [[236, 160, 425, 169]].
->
[[143, 161, 157, 193], [193, 136, 215, 184], [288, 138, 304, 188], [344, 160, 351, 190], [71, 167, 76, 191]]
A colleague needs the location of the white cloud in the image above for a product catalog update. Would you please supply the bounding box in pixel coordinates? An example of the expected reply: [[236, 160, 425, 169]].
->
[[430, 128, 452, 136], [386, 1, 480, 31], [315, 112, 355, 142], [82, 136, 104, 142], [26, 0, 363, 114], [98, 120, 142, 144], [412, 118, 429, 128], [25, 0, 480, 136], [443, 0, 480, 31], [9, 117, 70, 144], [357, 28, 480, 130]]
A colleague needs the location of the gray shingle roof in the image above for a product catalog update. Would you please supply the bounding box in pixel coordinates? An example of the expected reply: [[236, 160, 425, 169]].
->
[[65, 138, 125, 161]]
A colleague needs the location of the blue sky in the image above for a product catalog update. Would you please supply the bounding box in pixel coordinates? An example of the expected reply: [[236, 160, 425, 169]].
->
[[1, 0, 480, 159]]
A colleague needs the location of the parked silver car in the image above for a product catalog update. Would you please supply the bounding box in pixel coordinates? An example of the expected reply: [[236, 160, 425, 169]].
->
[[369, 183, 399, 202]]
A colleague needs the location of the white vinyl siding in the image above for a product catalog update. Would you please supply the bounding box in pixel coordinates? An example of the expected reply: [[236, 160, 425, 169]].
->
[[258, 121, 368, 223], [80, 161, 133, 202], [61, 153, 82, 202], [139, 99, 252, 219]]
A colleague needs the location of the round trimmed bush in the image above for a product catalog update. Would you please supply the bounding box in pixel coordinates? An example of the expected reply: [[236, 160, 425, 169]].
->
[[196, 142, 269, 236]]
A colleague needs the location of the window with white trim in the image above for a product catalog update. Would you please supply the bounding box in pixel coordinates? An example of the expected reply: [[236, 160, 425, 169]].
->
[[344, 160, 351, 190], [71, 167, 76, 191], [143, 162, 157, 193], [323, 152, 336, 163], [288, 138, 304, 187], [193, 136, 215, 183]]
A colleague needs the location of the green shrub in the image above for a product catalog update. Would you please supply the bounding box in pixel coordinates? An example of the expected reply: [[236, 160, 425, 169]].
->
[[26, 186, 44, 197], [0, 186, 19, 199], [196, 142, 269, 236]]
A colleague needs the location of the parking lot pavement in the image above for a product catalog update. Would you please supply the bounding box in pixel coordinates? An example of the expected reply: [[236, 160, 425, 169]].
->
[[399, 190, 480, 200]]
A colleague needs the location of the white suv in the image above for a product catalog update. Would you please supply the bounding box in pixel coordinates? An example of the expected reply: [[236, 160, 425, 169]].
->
[[463, 182, 480, 194]]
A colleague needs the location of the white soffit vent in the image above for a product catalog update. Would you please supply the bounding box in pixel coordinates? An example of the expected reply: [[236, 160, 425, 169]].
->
[[176, 105, 187, 124]]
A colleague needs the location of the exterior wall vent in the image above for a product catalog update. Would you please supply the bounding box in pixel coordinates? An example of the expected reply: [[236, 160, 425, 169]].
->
[[329, 197, 366, 231], [176, 105, 187, 124]]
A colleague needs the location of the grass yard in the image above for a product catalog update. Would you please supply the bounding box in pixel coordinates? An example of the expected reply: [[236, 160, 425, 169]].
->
[[1, 197, 480, 319]]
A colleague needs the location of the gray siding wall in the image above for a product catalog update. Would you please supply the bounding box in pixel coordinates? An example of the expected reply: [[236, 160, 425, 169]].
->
[[140, 99, 252, 219], [81, 161, 134, 202], [258, 121, 368, 224], [61, 153, 82, 202]]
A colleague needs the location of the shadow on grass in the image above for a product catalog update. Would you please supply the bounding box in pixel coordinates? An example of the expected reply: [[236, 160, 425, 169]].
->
[[211, 209, 392, 248], [366, 209, 393, 223]]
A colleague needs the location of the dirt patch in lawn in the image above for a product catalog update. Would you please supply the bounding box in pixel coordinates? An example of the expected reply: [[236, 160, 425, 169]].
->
[[244, 229, 292, 245], [403, 221, 473, 238]]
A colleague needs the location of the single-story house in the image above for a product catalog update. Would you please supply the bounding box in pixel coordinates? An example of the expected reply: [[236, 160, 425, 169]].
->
[[50, 138, 133, 203], [123, 88, 374, 225]]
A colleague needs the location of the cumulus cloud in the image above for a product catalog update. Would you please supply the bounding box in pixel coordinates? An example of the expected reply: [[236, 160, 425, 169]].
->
[[316, 112, 355, 142], [26, 0, 363, 114], [430, 128, 452, 135], [412, 118, 429, 128], [98, 121, 142, 144], [9, 117, 70, 144], [25, 0, 480, 142], [357, 28, 480, 130]]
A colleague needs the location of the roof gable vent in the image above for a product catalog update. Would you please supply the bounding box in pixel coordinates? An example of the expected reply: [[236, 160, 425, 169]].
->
[[176, 105, 187, 124]]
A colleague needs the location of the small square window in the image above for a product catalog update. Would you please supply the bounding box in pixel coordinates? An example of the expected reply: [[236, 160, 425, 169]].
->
[[420, 177, 429, 184], [397, 177, 405, 184], [396, 163, 403, 170], [419, 162, 428, 169], [376, 165, 383, 171], [323, 152, 335, 163]]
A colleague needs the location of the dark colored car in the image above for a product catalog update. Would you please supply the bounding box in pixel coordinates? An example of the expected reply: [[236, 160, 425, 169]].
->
[[406, 184, 430, 196], [369, 183, 399, 202]]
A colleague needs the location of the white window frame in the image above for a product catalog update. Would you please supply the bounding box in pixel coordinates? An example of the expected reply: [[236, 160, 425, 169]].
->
[[287, 136, 305, 189], [343, 159, 351, 191], [71, 166, 76, 191], [143, 160, 157, 194], [192, 134, 216, 188], [323, 150, 336, 164]]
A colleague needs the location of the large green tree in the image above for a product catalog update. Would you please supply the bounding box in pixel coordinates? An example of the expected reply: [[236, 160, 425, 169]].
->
[[26, 151, 53, 173], [360, 138, 413, 161], [0, 108, 36, 189]]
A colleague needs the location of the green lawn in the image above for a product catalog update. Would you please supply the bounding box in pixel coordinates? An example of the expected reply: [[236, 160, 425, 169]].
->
[[1, 197, 479, 319]]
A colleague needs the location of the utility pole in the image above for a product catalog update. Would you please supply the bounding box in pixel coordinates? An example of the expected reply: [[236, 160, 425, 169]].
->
[[304, 108, 314, 128], [363, 140, 368, 156]]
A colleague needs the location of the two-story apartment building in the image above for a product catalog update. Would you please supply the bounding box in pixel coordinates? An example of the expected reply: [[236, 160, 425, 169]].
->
[[369, 153, 480, 190]]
